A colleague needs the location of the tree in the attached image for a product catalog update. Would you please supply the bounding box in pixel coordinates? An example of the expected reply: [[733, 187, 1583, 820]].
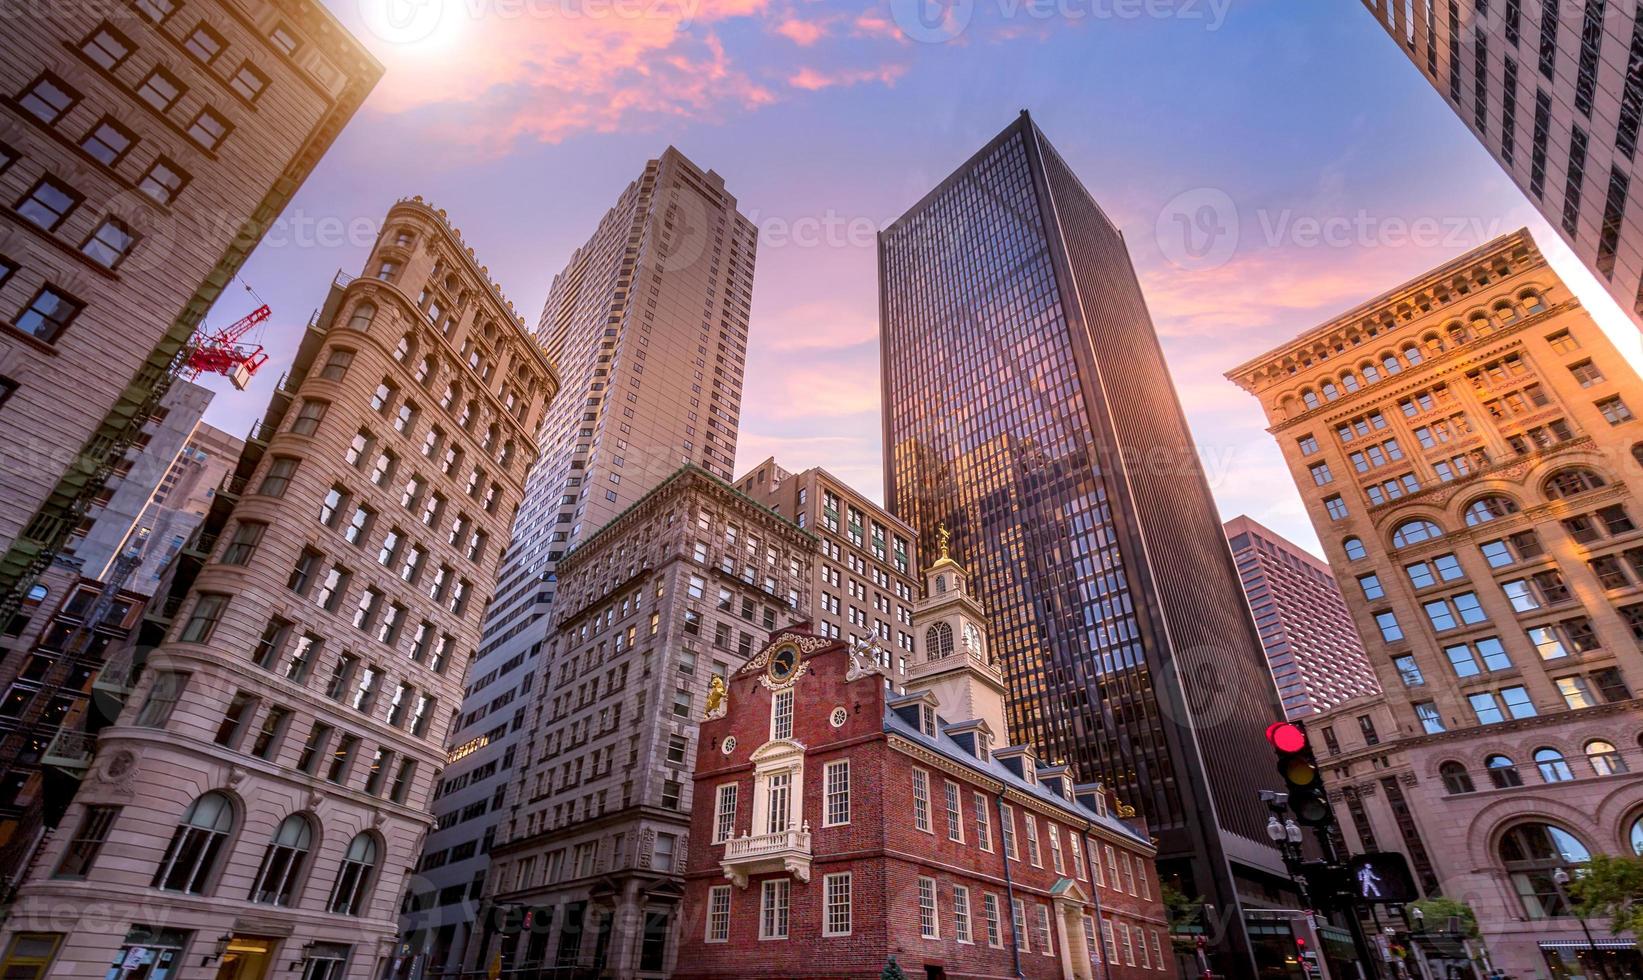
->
[[1161, 883, 1205, 951], [1407, 897, 1480, 939], [1569, 854, 1643, 938], [880, 954, 910, 980]]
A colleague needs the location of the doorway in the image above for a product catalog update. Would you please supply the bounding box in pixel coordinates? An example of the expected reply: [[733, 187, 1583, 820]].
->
[[213, 936, 276, 980]]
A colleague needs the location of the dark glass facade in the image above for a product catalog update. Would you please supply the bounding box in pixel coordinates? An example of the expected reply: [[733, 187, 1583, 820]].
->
[[879, 112, 1286, 967]]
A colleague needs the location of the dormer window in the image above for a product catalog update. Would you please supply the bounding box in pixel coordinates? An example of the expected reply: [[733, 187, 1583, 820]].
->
[[1096, 793, 1108, 817], [976, 732, 991, 762], [921, 704, 936, 737]]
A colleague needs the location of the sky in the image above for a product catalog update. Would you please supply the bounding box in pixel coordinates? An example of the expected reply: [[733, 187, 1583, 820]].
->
[[195, 0, 1643, 558]]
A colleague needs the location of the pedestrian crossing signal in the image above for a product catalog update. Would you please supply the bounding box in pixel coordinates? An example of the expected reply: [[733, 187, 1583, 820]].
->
[[1346, 852, 1419, 904]]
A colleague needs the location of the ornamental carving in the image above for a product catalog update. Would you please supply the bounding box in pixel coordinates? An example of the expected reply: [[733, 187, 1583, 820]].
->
[[738, 631, 832, 676], [846, 635, 891, 682], [704, 675, 727, 720]]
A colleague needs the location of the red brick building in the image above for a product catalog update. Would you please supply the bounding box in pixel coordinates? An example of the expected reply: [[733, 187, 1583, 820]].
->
[[676, 552, 1175, 980]]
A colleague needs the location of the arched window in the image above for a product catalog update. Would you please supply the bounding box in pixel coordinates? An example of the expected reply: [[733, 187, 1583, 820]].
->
[[1499, 822, 1589, 918], [1586, 740, 1627, 776], [1343, 537, 1367, 561], [1321, 381, 1340, 402], [1543, 468, 1607, 499], [1447, 324, 1470, 346], [393, 334, 413, 363], [1630, 815, 1643, 855], [249, 813, 313, 906], [1302, 390, 1321, 410], [1341, 372, 1360, 393], [934, 574, 947, 594], [152, 792, 234, 894], [1520, 290, 1546, 314], [1494, 301, 1520, 324], [23, 583, 47, 606], [414, 357, 434, 387], [1402, 344, 1425, 366], [346, 302, 375, 333], [318, 347, 355, 383], [1439, 761, 1475, 794], [459, 401, 476, 429], [1534, 747, 1574, 782], [1392, 520, 1442, 547], [1633, 442, 1643, 471], [1464, 495, 1519, 526], [329, 833, 379, 915], [483, 424, 499, 452], [1361, 363, 1381, 384], [1486, 754, 1523, 788], [925, 623, 954, 661], [1382, 353, 1403, 375]]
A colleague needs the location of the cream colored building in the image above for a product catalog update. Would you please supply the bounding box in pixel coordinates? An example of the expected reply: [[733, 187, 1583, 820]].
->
[[0, 198, 558, 980], [0, 0, 381, 609], [1228, 229, 1643, 978]]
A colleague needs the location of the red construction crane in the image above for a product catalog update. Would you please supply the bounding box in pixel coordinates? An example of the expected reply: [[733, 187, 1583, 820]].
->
[[182, 304, 271, 390]]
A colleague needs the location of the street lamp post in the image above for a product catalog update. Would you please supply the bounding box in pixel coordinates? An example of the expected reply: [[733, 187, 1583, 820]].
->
[[1552, 867, 1603, 980]]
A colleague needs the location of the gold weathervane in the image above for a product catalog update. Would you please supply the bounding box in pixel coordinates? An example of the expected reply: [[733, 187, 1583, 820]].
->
[[936, 524, 951, 560]]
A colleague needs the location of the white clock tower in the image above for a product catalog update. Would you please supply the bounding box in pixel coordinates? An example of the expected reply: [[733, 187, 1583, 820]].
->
[[906, 526, 1010, 741]]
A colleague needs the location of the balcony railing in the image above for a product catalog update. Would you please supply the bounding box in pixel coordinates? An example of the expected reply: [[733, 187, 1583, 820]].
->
[[41, 729, 93, 772], [721, 825, 811, 887]]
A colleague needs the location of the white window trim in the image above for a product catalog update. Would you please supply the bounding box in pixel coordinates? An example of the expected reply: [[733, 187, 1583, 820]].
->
[[918, 875, 940, 939], [759, 878, 790, 941], [944, 779, 964, 843], [911, 767, 933, 834], [712, 782, 737, 844], [705, 884, 731, 943], [953, 884, 973, 944], [823, 759, 850, 827], [822, 871, 852, 937]]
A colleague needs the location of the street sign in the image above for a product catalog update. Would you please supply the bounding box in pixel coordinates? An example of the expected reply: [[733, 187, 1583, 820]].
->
[[1346, 852, 1419, 904]]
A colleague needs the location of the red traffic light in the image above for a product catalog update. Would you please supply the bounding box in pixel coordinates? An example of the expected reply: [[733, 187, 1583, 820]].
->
[[1266, 721, 1307, 754]]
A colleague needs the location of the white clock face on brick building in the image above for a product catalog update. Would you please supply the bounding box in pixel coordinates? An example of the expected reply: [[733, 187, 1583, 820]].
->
[[769, 644, 799, 682]]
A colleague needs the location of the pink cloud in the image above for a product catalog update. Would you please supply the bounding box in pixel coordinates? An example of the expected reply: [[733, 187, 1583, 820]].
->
[[775, 17, 828, 44], [851, 9, 906, 40], [788, 63, 907, 91], [756, 300, 879, 351]]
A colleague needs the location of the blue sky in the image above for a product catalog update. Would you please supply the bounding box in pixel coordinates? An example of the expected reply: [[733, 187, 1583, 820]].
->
[[196, 0, 1643, 556]]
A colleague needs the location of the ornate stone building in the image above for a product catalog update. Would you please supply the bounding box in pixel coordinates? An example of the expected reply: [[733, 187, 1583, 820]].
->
[[476, 465, 813, 978], [0, 197, 558, 980], [1228, 229, 1643, 977], [674, 552, 1173, 979]]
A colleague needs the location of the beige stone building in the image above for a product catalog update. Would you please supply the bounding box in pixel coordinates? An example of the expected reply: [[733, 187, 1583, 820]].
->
[[0, 197, 558, 980], [734, 456, 920, 664], [1228, 229, 1643, 978], [477, 464, 815, 978], [0, 0, 381, 609]]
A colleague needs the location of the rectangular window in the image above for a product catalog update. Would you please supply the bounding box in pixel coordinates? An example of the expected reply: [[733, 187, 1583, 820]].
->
[[1012, 898, 1029, 952], [983, 893, 1003, 947], [230, 62, 269, 102], [19, 74, 78, 124], [1001, 803, 1017, 858], [180, 593, 227, 643], [14, 286, 83, 343], [771, 688, 793, 740], [16, 178, 80, 232], [953, 885, 972, 943], [912, 768, 931, 832], [1025, 814, 1041, 866], [213, 691, 257, 748], [136, 68, 185, 112], [81, 117, 135, 166], [134, 670, 188, 727], [918, 876, 939, 938], [824, 759, 850, 826], [138, 157, 189, 204], [760, 878, 789, 940], [705, 884, 731, 942], [973, 792, 992, 851], [53, 804, 119, 878], [944, 780, 963, 841], [1035, 905, 1054, 956], [824, 872, 852, 937]]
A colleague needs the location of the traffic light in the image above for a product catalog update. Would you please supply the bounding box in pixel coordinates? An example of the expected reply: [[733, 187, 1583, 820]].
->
[[1266, 721, 1331, 826]]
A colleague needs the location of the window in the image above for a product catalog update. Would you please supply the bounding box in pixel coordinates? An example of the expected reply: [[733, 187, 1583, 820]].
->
[[1586, 740, 1626, 776], [1393, 655, 1424, 687], [760, 878, 790, 940], [1500, 823, 1590, 918], [1025, 814, 1041, 866], [319, 348, 355, 382], [1414, 701, 1444, 734], [918, 876, 939, 938], [1392, 519, 1441, 546], [214, 691, 256, 748], [973, 792, 992, 851], [764, 771, 791, 832], [1559, 676, 1596, 710], [705, 885, 731, 942], [258, 456, 299, 497], [1598, 396, 1635, 425], [184, 22, 225, 61], [230, 62, 269, 102], [79, 219, 137, 269], [912, 768, 931, 832], [270, 22, 301, 54], [944, 780, 963, 841], [1309, 461, 1333, 485], [824, 760, 850, 826], [292, 399, 329, 435], [1035, 905, 1053, 956], [179, 593, 226, 643], [1569, 359, 1605, 387], [328, 833, 378, 914], [1439, 761, 1475, 794], [1011, 898, 1029, 952], [81, 117, 135, 166], [248, 813, 312, 905], [952, 884, 972, 943], [1535, 747, 1574, 782], [824, 873, 852, 936], [220, 521, 265, 565], [136, 68, 185, 112], [54, 804, 120, 878], [19, 74, 78, 124], [1358, 573, 1384, 600], [983, 893, 1003, 947], [712, 783, 737, 843], [152, 792, 234, 893], [13, 286, 83, 344], [1374, 610, 1403, 643], [139, 157, 189, 203], [1488, 754, 1523, 788], [16, 178, 80, 232], [1001, 803, 1017, 858], [1324, 495, 1348, 520], [771, 688, 793, 740], [186, 107, 231, 150], [1343, 537, 1367, 560]]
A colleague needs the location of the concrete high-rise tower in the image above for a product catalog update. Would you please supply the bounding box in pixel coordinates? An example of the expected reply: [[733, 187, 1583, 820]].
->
[[1358, 0, 1643, 328], [405, 148, 757, 970], [878, 111, 1287, 971]]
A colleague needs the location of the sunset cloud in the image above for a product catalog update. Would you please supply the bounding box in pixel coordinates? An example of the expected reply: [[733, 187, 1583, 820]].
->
[[775, 16, 829, 44], [788, 63, 907, 90]]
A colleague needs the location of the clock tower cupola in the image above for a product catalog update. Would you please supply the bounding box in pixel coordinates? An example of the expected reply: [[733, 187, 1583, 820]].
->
[[907, 526, 1008, 741]]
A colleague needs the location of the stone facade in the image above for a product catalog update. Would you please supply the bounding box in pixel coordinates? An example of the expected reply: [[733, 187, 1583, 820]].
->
[[0, 0, 380, 604], [1228, 228, 1643, 978], [674, 554, 1174, 980], [475, 465, 813, 978], [0, 198, 558, 980]]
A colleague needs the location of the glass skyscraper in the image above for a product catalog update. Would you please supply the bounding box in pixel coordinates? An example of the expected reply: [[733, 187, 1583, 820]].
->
[[879, 111, 1287, 968]]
